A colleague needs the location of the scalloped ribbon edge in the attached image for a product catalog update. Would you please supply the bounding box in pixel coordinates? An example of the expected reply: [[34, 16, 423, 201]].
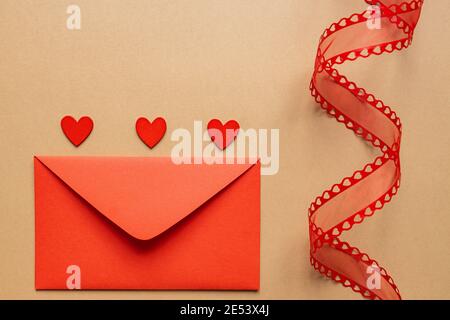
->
[[308, 0, 424, 300]]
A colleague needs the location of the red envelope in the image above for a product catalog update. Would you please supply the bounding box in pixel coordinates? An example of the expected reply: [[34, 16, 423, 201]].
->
[[34, 156, 260, 290]]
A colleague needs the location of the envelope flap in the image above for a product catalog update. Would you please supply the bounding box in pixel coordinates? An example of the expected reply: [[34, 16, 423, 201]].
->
[[35, 156, 257, 240]]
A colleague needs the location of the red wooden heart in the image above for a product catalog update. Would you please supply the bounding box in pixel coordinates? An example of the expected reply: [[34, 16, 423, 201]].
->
[[61, 116, 94, 147], [136, 117, 167, 149], [207, 119, 240, 150]]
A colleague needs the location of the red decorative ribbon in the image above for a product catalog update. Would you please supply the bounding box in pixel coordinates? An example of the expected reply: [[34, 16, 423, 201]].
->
[[309, 0, 424, 300]]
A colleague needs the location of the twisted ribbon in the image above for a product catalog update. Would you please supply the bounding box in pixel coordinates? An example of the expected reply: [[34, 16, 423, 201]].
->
[[309, 0, 424, 300]]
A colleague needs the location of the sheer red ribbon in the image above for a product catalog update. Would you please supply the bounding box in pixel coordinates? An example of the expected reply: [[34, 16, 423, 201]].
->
[[309, 0, 424, 300]]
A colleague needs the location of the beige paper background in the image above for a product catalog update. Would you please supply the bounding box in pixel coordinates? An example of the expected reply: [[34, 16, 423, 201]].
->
[[0, 0, 449, 299]]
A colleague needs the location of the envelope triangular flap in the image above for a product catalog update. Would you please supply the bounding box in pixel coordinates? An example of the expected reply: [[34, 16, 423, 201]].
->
[[36, 156, 257, 241]]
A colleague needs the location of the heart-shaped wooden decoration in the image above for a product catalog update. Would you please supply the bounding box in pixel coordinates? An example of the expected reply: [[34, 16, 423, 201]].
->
[[136, 117, 167, 149], [207, 119, 240, 150], [60, 116, 94, 147]]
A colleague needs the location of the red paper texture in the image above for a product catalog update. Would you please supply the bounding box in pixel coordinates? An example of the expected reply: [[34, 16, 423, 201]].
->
[[34, 156, 260, 290]]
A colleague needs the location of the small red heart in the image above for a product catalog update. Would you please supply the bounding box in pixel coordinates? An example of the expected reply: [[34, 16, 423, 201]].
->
[[136, 117, 167, 149], [61, 116, 94, 147], [207, 119, 240, 150]]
